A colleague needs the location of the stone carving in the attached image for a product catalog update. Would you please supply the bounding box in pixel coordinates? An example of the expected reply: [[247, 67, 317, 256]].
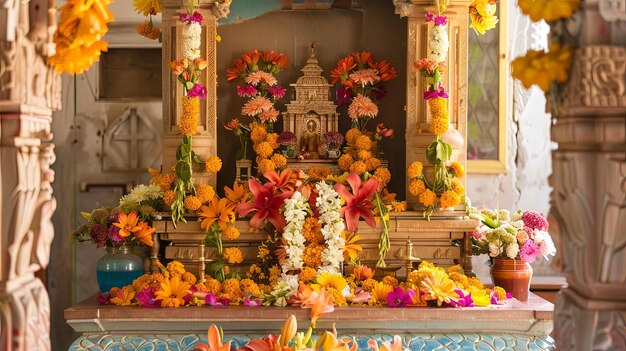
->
[[599, 0, 626, 22], [68, 333, 555, 351]]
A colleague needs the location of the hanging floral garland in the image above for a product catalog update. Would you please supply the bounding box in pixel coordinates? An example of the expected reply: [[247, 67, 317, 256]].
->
[[316, 182, 346, 273], [280, 191, 310, 273]]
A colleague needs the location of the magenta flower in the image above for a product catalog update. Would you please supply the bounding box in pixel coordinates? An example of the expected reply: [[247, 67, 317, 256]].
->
[[425, 11, 435, 22], [423, 86, 449, 100], [386, 287, 412, 307], [336, 86, 353, 106], [108, 226, 123, 244], [205, 293, 229, 306], [519, 240, 541, 263], [434, 16, 447, 26], [236, 85, 259, 97], [268, 85, 286, 100], [180, 11, 203, 24], [97, 292, 111, 305], [521, 211, 549, 231], [244, 295, 261, 307], [449, 289, 474, 307], [90, 224, 108, 248], [188, 84, 207, 99], [136, 288, 160, 308]]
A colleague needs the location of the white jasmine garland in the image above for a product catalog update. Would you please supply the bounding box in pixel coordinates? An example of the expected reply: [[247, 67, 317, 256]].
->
[[316, 181, 345, 273], [428, 24, 449, 63], [182, 22, 201, 60], [280, 191, 310, 273]]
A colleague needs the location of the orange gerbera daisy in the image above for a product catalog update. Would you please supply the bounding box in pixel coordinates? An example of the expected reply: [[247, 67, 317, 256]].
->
[[352, 51, 374, 67], [198, 197, 236, 231], [341, 231, 363, 262], [113, 211, 142, 238], [134, 221, 155, 247], [154, 276, 191, 308], [330, 56, 356, 86], [224, 181, 249, 208]]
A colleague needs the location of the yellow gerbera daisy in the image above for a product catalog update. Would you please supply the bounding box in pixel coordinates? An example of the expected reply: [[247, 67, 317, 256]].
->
[[421, 270, 459, 306], [314, 272, 347, 293], [154, 276, 191, 307]]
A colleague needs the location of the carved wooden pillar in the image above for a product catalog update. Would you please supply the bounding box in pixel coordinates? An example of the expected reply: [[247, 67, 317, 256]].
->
[[551, 3, 626, 347], [394, 0, 469, 208], [161, 0, 231, 187], [0, 1, 61, 350]]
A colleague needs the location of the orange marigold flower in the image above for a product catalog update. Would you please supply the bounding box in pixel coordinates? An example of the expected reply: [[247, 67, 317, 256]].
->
[[250, 125, 268, 144], [407, 161, 424, 179], [409, 179, 426, 196], [167, 261, 186, 277], [196, 184, 216, 203], [303, 243, 324, 268], [271, 153, 287, 168], [419, 189, 438, 207], [160, 173, 176, 191], [163, 190, 177, 206], [361, 278, 377, 292], [299, 267, 318, 283], [181, 271, 197, 285], [365, 157, 381, 171], [449, 161, 465, 178], [357, 150, 373, 161], [354, 135, 373, 151], [223, 247, 244, 264], [184, 195, 202, 212], [266, 133, 280, 149], [337, 154, 354, 171], [223, 225, 241, 240], [373, 167, 391, 185], [382, 275, 399, 287], [221, 278, 243, 304], [257, 159, 276, 174], [428, 97, 449, 137], [254, 141, 274, 158], [180, 96, 199, 136], [440, 190, 461, 208], [205, 156, 222, 174], [136, 22, 160, 40], [451, 179, 465, 195], [391, 201, 407, 212], [204, 277, 222, 295], [302, 217, 324, 244], [350, 161, 367, 175], [345, 129, 362, 146], [240, 278, 262, 298]]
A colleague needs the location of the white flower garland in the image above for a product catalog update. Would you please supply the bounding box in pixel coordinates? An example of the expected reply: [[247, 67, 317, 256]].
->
[[280, 191, 310, 273], [316, 181, 345, 273], [428, 24, 449, 63], [182, 22, 201, 60]]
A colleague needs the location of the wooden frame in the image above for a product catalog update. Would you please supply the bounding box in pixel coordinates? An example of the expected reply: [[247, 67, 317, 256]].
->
[[467, 0, 507, 174]]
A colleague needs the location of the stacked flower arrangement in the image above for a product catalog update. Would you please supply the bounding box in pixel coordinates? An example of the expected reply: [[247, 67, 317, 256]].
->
[[278, 131, 298, 158], [406, 12, 467, 217], [134, 0, 162, 41]]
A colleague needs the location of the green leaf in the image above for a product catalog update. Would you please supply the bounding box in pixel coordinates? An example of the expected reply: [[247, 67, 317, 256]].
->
[[183, 135, 192, 145], [206, 261, 224, 274], [192, 151, 205, 164], [176, 161, 192, 182], [426, 140, 438, 164]]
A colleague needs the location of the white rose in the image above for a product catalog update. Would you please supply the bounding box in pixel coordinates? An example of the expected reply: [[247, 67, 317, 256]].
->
[[539, 235, 557, 257], [488, 242, 503, 257], [506, 243, 520, 259]]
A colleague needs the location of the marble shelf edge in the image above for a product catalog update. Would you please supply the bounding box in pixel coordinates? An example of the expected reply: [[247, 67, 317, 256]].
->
[[65, 293, 553, 336]]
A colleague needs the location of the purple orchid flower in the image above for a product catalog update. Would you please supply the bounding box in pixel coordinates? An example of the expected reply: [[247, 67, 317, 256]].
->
[[244, 294, 261, 307], [97, 292, 111, 305], [423, 86, 449, 100], [236, 85, 258, 97], [490, 291, 505, 305], [449, 289, 474, 308], [268, 85, 287, 100], [188, 84, 207, 99], [336, 86, 353, 106], [434, 16, 448, 26], [386, 287, 413, 307], [425, 11, 435, 22], [180, 11, 203, 24], [136, 288, 160, 308], [205, 293, 229, 306]]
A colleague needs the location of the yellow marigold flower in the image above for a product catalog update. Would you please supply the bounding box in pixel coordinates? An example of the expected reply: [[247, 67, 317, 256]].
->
[[257, 159, 276, 175], [448, 272, 469, 290], [409, 179, 426, 196], [223, 225, 241, 240], [255, 141, 274, 158], [307, 167, 332, 181], [391, 201, 407, 212], [205, 277, 222, 295], [518, 0, 579, 22], [354, 135, 373, 151], [181, 271, 197, 285], [205, 156, 222, 174], [493, 286, 508, 301], [257, 246, 270, 260], [365, 157, 382, 171], [428, 97, 449, 136], [361, 278, 377, 292], [511, 44, 574, 92], [299, 267, 318, 283], [357, 150, 372, 160], [382, 276, 398, 287], [439, 190, 461, 208], [469, 0, 499, 35], [451, 179, 465, 195], [468, 277, 484, 289], [337, 154, 354, 171], [418, 189, 437, 207], [134, 0, 162, 16], [183, 195, 202, 212], [266, 133, 280, 149], [448, 161, 465, 178], [160, 173, 176, 191], [163, 190, 177, 206], [240, 278, 262, 298], [180, 96, 199, 136], [373, 167, 391, 185], [303, 243, 324, 268], [223, 247, 244, 264], [302, 217, 324, 244], [271, 153, 287, 168], [407, 161, 424, 179], [195, 184, 216, 204], [221, 278, 243, 304], [350, 161, 367, 175], [250, 125, 268, 144], [167, 261, 186, 277], [345, 128, 362, 146], [328, 287, 348, 307]]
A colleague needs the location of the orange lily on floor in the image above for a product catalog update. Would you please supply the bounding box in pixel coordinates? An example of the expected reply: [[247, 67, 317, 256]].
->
[[195, 324, 232, 351]]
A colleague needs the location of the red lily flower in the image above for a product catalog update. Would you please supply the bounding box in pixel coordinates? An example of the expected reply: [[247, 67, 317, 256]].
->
[[263, 169, 295, 194], [334, 172, 380, 231], [237, 178, 293, 232]]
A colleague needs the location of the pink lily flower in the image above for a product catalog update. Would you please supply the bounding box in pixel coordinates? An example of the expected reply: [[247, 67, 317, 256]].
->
[[237, 178, 293, 232], [334, 172, 380, 231]]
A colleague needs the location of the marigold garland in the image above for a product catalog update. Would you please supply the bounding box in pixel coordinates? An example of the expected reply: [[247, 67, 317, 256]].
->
[[428, 97, 449, 136], [439, 190, 461, 208], [180, 96, 199, 136]]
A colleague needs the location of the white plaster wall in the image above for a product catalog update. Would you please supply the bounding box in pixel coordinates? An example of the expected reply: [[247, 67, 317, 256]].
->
[[466, 0, 556, 281]]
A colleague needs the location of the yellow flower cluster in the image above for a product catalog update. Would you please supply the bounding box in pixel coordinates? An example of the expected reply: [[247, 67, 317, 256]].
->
[[240, 278, 262, 298], [418, 189, 437, 207], [251, 124, 283, 175], [349, 161, 367, 175], [338, 154, 354, 171], [518, 0, 580, 22], [307, 167, 332, 181], [511, 44, 574, 92], [428, 97, 449, 137], [159, 173, 176, 191], [439, 190, 461, 208], [469, 0, 499, 35], [340, 129, 387, 176], [48, 0, 114, 74], [448, 161, 465, 178], [373, 167, 391, 185], [223, 247, 244, 264], [221, 278, 243, 304], [180, 96, 199, 136], [205, 156, 223, 174], [167, 261, 186, 277], [407, 161, 424, 179]]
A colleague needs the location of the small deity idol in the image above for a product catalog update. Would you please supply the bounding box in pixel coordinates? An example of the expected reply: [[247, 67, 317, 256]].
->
[[300, 119, 320, 158]]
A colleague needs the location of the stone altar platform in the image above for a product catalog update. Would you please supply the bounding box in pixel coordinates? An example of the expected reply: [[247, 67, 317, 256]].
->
[[65, 293, 555, 350]]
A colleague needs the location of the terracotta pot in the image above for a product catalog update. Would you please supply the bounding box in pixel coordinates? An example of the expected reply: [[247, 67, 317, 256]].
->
[[490, 258, 533, 302]]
